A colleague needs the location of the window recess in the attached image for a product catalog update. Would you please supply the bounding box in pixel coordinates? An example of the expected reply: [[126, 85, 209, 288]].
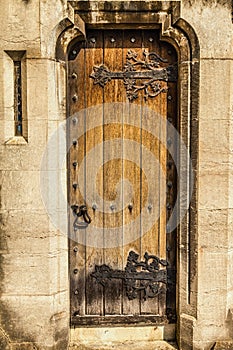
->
[[4, 50, 27, 142]]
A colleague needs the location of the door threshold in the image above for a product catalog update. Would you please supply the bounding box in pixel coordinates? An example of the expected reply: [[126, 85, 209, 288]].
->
[[70, 324, 176, 349], [69, 340, 178, 350]]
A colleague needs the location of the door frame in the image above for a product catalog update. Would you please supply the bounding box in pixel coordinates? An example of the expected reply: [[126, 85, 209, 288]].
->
[[55, 1, 200, 348]]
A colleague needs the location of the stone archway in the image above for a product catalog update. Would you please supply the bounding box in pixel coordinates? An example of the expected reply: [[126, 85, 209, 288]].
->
[[56, 1, 200, 348]]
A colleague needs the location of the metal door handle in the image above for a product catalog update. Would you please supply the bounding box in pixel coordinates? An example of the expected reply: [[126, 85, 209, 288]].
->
[[71, 204, 92, 229], [78, 205, 92, 224]]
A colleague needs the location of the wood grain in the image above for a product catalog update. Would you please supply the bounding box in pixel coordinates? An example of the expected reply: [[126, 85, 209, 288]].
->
[[103, 30, 123, 315], [85, 31, 104, 316], [68, 29, 178, 324]]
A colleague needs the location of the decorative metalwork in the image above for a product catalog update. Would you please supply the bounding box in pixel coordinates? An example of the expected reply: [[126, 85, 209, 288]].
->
[[90, 49, 177, 101], [91, 250, 168, 300]]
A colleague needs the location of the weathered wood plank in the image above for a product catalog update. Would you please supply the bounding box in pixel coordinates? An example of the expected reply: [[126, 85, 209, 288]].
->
[[102, 30, 124, 315], [122, 30, 142, 315], [85, 30, 104, 316], [140, 30, 162, 315], [68, 42, 86, 317]]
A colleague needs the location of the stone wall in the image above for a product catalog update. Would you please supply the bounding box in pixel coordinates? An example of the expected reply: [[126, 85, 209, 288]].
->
[[0, 1, 232, 349], [182, 1, 233, 348], [0, 0, 71, 348]]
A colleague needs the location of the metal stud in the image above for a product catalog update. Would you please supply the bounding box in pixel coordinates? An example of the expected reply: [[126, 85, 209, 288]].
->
[[72, 139, 77, 146], [74, 290, 78, 295], [73, 183, 78, 190], [128, 203, 133, 211], [167, 138, 172, 147], [167, 181, 173, 189], [72, 50, 77, 56], [168, 95, 172, 101], [167, 203, 172, 210], [130, 37, 136, 43], [110, 204, 116, 211], [72, 95, 78, 102], [90, 37, 96, 43], [148, 204, 152, 210], [92, 203, 97, 210], [110, 37, 116, 43], [73, 246, 78, 252], [73, 269, 78, 274], [72, 73, 77, 79], [148, 37, 154, 42], [72, 117, 78, 124]]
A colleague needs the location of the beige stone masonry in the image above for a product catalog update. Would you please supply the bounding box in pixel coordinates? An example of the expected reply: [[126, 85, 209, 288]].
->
[[0, 0, 233, 349]]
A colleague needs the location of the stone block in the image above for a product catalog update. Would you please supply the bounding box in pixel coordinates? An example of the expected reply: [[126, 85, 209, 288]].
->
[[182, 1, 232, 59], [70, 325, 176, 345], [69, 340, 178, 350], [199, 60, 231, 120], [198, 172, 229, 210], [199, 119, 230, 156], [0, 0, 41, 57], [0, 170, 45, 210], [198, 250, 228, 294], [0, 293, 69, 347], [178, 314, 195, 350], [1, 253, 56, 295], [212, 342, 233, 350], [198, 209, 228, 250], [26, 59, 49, 120], [0, 209, 50, 238]]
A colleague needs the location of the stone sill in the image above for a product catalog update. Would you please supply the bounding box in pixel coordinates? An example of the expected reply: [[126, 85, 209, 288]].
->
[[5, 136, 28, 145]]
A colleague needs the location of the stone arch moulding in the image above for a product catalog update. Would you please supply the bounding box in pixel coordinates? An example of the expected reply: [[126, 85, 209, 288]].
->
[[56, 2, 200, 349]]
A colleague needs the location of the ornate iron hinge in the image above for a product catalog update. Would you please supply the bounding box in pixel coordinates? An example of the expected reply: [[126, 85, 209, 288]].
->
[[91, 250, 168, 300], [90, 49, 177, 101]]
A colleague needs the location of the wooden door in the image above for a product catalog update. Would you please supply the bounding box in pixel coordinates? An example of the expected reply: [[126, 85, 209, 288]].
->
[[68, 30, 177, 326]]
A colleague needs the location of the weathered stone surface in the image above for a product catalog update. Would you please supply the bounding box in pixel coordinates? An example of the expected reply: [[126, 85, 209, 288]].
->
[[0, 0, 233, 349], [69, 340, 178, 350], [211, 341, 233, 350], [182, 0, 232, 58], [71, 325, 175, 343]]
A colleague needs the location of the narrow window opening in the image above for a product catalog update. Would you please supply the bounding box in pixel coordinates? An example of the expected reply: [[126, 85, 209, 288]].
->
[[4, 50, 27, 142], [14, 60, 23, 136]]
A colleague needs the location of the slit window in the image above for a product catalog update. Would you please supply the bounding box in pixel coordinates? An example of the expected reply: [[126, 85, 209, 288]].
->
[[14, 60, 23, 136], [5, 50, 27, 140]]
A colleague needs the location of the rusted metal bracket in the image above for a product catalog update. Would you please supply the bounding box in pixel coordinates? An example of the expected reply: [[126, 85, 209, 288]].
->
[[90, 49, 177, 101], [91, 250, 168, 300]]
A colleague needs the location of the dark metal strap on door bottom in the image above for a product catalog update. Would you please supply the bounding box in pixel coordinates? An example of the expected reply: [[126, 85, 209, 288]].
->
[[91, 250, 168, 301]]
